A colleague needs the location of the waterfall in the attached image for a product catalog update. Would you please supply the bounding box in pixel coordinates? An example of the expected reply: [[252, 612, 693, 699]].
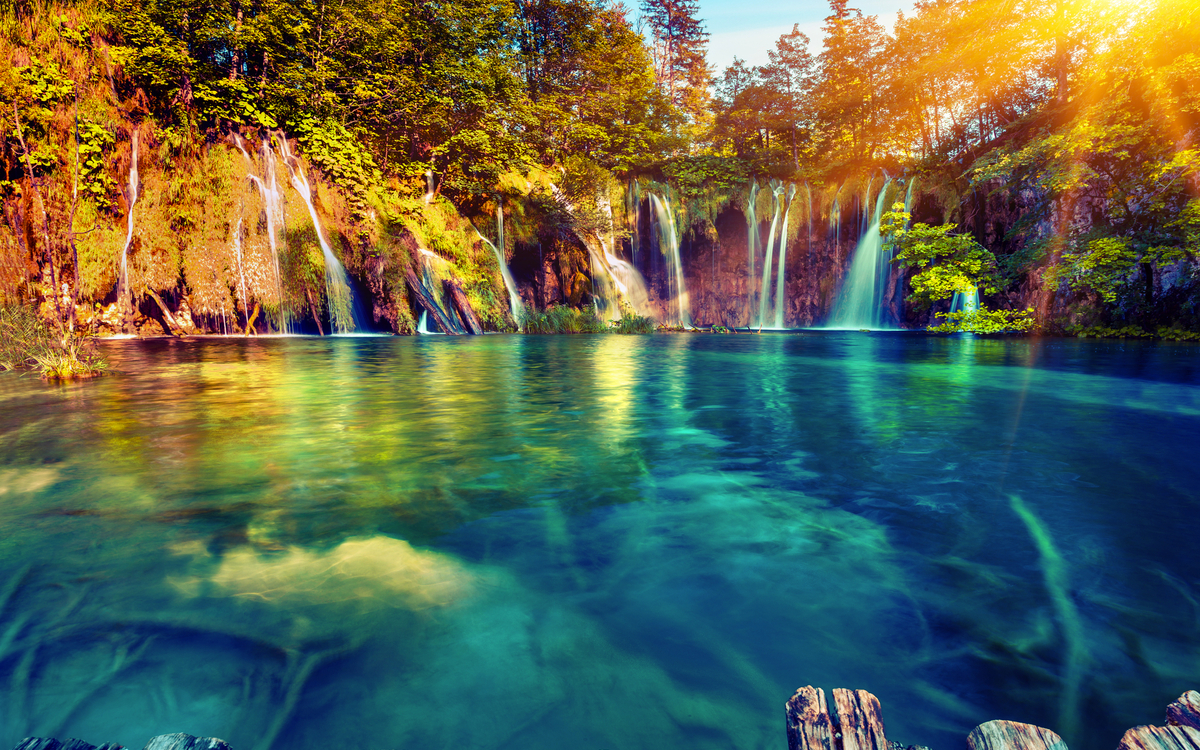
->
[[476, 228, 521, 323], [236, 134, 288, 332], [119, 127, 139, 317], [417, 310, 429, 334], [233, 216, 248, 331], [589, 246, 623, 322], [879, 178, 918, 327], [278, 136, 359, 334], [649, 193, 690, 327], [627, 180, 641, 269], [745, 180, 759, 314], [774, 183, 797, 329], [758, 180, 784, 328], [606, 252, 650, 315], [829, 179, 894, 329]]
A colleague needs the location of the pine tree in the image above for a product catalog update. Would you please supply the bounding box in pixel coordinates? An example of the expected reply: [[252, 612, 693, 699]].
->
[[639, 0, 711, 126]]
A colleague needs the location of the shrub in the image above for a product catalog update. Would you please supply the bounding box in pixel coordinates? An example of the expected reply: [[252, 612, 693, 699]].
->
[[0, 305, 106, 378]]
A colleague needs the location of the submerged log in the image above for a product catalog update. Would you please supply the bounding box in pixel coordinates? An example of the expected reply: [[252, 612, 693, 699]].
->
[[144, 288, 187, 337], [1117, 726, 1200, 750], [443, 279, 483, 334], [966, 720, 1066, 750], [786, 686, 835, 750], [1168, 692, 1200, 730], [833, 688, 889, 750], [405, 269, 458, 334]]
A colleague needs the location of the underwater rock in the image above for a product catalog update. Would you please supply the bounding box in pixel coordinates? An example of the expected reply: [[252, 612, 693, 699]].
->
[[1117, 726, 1200, 750], [966, 720, 1066, 750], [1168, 691, 1200, 729]]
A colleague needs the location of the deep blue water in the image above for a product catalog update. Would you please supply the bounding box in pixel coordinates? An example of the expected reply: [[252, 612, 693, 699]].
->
[[0, 332, 1198, 750]]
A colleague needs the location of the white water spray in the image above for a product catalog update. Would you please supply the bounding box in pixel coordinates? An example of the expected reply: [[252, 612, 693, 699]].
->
[[119, 128, 139, 315], [774, 183, 797, 329], [278, 136, 357, 334], [758, 180, 785, 328], [829, 179, 894, 329], [649, 193, 690, 327]]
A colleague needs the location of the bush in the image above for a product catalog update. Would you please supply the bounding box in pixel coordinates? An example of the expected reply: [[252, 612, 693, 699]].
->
[[929, 306, 1036, 334], [609, 313, 655, 334], [0, 305, 107, 379], [521, 305, 606, 333]]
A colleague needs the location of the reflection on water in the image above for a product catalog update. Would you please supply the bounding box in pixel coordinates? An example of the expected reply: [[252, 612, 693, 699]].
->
[[1, 334, 1199, 750]]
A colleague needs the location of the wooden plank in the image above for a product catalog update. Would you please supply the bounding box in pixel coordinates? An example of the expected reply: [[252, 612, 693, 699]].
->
[[832, 688, 889, 750], [443, 279, 484, 335], [786, 685, 835, 750], [405, 269, 458, 335], [141, 734, 233, 750], [967, 720, 1067, 750], [1117, 725, 1200, 750], [1168, 692, 1200, 730], [14, 740, 64, 750]]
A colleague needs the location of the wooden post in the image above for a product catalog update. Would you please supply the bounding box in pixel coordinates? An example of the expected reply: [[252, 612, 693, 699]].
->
[[966, 720, 1066, 750], [786, 686, 835, 750]]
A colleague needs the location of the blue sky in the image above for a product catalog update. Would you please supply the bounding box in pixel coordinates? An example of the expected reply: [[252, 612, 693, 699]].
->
[[698, 0, 914, 74]]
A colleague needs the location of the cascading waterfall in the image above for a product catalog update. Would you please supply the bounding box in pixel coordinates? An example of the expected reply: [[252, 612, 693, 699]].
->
[[649, 193, 690, 327], [745, 180, 759, 312], [627, 180, 641, 269], [773, 183, 797, 329], [758, 180, 785, 328], [119, 127, 139, 324], [829, 178, 894, 329], [476, 203, 522, 322], [233, 216, 248, 330], [235, 134, 288, 332], [878, 178, 918, 327], [277, 136, 359, 334], [417, 310, 430, 334]]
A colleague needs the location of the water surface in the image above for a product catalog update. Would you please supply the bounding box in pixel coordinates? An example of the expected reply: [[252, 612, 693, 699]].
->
[[1, 333, 1198, 750]]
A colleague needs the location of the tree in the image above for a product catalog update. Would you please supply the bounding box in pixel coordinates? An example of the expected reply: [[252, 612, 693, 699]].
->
[[639, 0, 711, 131], [759, 24, 815, 168], [813, 0, 889, 163]]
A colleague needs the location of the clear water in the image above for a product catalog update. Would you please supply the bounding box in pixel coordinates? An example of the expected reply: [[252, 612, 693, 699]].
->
[[1, 334, 1198, 750]]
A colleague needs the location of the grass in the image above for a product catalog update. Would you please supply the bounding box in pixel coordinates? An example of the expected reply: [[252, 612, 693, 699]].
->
[[521, 305, 607, 333], [609, 313, 655, 334], [0, 305, 107, 379]]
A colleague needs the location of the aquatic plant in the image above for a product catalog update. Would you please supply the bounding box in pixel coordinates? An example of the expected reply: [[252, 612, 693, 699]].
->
[[608, 313, 655, 334]]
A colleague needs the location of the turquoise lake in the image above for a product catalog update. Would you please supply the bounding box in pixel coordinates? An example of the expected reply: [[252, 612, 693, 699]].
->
[[1, 333, 1198, 750]]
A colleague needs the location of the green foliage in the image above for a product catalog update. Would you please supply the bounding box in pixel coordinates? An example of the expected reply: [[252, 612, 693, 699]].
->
[[929, 307, 1035, 334], [881, 202, 998, 308], [521, 304, 605, 333], [291, 117, 379, 211], [77, 119, 116, 206], [608, 312, 655, 334], [1053, 237, 1139, 303], [1065, 324, 1200, 341], [0, 305, 106, 378]]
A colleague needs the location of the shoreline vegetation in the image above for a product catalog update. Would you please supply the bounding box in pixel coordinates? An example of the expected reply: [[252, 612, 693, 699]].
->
[[0, 304, 106, 378]]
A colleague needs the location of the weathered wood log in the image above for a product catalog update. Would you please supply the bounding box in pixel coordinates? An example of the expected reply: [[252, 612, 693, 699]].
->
[[833, 688, 889, 750], [443, 279, 483, 334], [13, 740, 123, 750], [787, 685, 835, 750], [405, 269, 458, 335], [966, 720, 1067, 750], [144, 288, 186, 337], [141, 734, 232, 750], [1117, 725, 1200, 750], [1168, 691, 1200, 730]]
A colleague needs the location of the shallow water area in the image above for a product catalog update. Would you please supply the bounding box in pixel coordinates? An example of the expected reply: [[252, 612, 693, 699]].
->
[[1, 333, 1198, 750]]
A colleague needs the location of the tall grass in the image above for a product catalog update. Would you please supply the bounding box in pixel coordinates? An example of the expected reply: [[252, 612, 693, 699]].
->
[[0, 305, 107, 379], [521, 305, 607, 333]]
